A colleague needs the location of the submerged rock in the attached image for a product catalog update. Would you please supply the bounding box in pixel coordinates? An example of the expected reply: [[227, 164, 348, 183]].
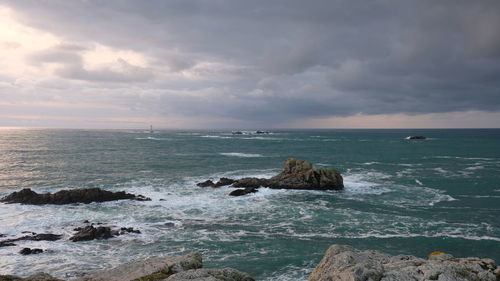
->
[[308, 245, 499, 281], [0, 273, 63, 281], [0, 188, 150, 205], [229, 187, 258, 196], [70, 226, 113, 242], [70, 225, 140, 242], [197, 178, 236, 188], [0, 233, 62, 248], [19, 248, 43, 255]]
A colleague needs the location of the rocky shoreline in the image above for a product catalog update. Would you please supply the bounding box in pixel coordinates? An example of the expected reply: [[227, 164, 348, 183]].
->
[[1, 245, 498, 281], [1, 159, 499, 280]]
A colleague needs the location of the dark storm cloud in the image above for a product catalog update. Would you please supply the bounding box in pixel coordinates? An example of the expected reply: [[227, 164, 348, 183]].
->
[[3, 0, 500, 123]]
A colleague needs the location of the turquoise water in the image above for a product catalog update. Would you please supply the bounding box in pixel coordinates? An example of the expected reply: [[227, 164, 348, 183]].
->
[[0, 129, 499, 280]]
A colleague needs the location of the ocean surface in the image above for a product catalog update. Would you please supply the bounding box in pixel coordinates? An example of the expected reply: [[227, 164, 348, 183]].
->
[[1, 128, 499, 280]]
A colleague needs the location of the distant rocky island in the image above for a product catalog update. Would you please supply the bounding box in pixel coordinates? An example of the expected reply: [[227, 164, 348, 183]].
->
[[2, 245, 498, 281]]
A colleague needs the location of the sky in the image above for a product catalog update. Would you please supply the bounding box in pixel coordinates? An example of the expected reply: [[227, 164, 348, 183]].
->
[[0, 0, 499, 129]]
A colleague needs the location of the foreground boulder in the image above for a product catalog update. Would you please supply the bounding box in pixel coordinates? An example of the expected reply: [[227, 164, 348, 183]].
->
[[197, 158, 343, 195], [74, 252, 253, 281], [308, 245, 499, 281], [2, 252, 254, 281], [165, 268, 254, 281], [0, 188, 150, 205]]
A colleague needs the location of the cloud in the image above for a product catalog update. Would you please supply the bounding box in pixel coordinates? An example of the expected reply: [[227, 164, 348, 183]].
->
[[1, 0, 500, 127], [28, 44, 154, 83]]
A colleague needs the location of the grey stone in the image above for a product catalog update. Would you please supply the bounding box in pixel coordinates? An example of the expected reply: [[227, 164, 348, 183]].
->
[[165, 268, 255, 281], [74, 252, 202, 281], [308, 245, 498, 281]]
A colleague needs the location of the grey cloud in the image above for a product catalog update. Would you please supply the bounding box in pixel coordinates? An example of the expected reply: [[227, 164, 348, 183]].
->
[[2, 0, 500, 125], [28, 44, 154, 83]]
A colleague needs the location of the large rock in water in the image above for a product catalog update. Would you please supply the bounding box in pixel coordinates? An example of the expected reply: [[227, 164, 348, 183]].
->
[[308, 245, 500, 281], [233, 158, 343, 190], [0, 188, 150, 205]]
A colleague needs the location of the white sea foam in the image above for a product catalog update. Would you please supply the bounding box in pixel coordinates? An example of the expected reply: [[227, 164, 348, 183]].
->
[[135, 137, 170, 140], [464, 165, 485, 171], [219, 152, 264, 158], [200, 135, 232, 139], [431, 156, 495, 161]]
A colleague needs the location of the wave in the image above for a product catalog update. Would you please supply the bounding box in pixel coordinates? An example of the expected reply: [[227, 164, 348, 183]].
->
[[200, 135, 232, 139], [219, 152, 264, 158], [429, 156, 495, 161], [135, 137, 170, 141]]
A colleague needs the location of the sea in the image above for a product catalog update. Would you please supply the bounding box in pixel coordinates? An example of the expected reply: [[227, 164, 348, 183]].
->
[[0, 128, 499, 280]]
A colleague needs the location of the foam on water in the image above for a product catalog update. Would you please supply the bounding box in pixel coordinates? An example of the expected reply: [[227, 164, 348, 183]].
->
[[219, 152, 264, 158]]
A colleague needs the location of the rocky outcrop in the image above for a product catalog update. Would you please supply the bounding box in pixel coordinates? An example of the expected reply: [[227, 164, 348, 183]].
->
[[19, 248, 43, 255], [197, 158, 343, 195], [308, 245, 499, 281], [70, 225, 140, 242], [197, 178, 236, 188], [0, 233, 62, 248], [0, 188, 150, 205]]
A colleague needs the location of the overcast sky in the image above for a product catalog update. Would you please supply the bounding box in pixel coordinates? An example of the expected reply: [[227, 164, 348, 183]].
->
[[1, 0, 499, 129]]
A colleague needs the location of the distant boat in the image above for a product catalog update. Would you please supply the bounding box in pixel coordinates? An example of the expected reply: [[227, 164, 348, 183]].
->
[[150, 125, 153, 134]]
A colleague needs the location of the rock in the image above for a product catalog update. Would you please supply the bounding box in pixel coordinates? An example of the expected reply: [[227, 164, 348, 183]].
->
[[0, 273, 63, 281], [74, 252, 203, 281], [197, 180, 215, 187], [29, 234, 62, 241], [0, 188, 150, 205], [233, 158, 344, 191], [118, 227, 141, 234], [0, 241, 16, 247], [70, 226, 113, 242], [70, 225, 140, 242], [165, 268, 255, 281], [407, 136, 426, 140], [229, 187, 258, 196], [308, 245, 498, 281], [0, 233, 62, 248], [20, 248, 43, 255], [232, 178, 269, 188], [213, 178, 236, 187], [255, 131, 269, 134], [197, 178, 236, 188]]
